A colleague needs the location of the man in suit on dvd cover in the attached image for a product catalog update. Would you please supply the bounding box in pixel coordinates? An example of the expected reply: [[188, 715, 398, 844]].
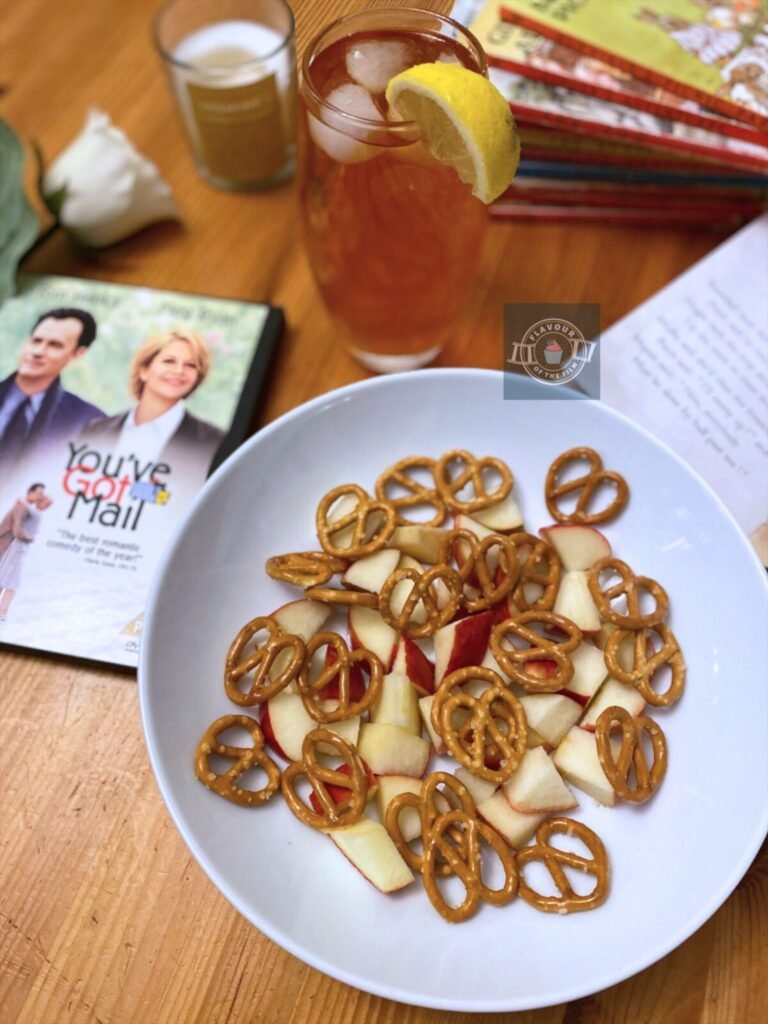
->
[[0, 308, 105, 468]]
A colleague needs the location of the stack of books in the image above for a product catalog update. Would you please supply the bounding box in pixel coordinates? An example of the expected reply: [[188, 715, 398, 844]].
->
[[456, 0, 768, 228]]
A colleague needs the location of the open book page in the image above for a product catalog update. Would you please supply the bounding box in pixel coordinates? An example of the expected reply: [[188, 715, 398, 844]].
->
[[599, 214, 768, 563]]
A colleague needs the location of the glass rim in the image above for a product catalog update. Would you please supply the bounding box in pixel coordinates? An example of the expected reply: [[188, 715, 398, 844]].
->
[[300, 6, 487, 135], [153, 0, 295, 73]]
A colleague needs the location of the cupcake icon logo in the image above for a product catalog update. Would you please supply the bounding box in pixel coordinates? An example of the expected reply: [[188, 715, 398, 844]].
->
[[507, 315, 596, 387]]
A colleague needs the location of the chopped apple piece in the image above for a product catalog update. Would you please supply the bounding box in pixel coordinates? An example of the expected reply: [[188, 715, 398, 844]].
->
[[392, 636, 435, 696], [477, 791, 544, 848], [519, 693, 582, 748], [371, 671, 421, 734], [262, 691, 314, 761], [562, 641, 609, 706], [502, 747, 578, 813], [357, 722, 431, 778], [325, 816, 415, 893], [271, 599, 332, 682], [342, 548, 400, 593], [387, 525, 445, 563], [433, 610, 493, 684], [579, 678, 646, 730], [453, 512, 495, 540], [553, 726, 619, 807], [375, 775, 423, 842], [539, 524, 611, 571], [348, 605, 398, 670], [554, 571, 601, 633], [454, 766, 497, 806], [472, 493, 524, 531], [319, 714, 361, 753]]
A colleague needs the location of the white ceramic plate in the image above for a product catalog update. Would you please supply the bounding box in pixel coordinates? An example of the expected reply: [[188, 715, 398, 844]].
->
[[139, 369, 768, 1012]]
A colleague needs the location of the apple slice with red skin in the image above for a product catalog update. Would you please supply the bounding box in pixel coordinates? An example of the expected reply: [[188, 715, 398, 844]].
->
[[472, 493, 524, 532], [357, 722, 431, 778], [561, 641, 609, 706], [501, 747, 578, 813], [392, 635, 435, 696], [271, 598, 331, 641], [348, 605, 398, 671], [579, 677, 646, 730], [553, 571, 601, 634], [341, 548, 400, 594], [539, 524, 611, 571], [553, 726, 620, 807], [370, 671, 421, 734], [324, 816, 415, 893], [433, 610, 493, 685], [309, 757, 378, 815], [519, 693, 582, 748], [261, 694, 360, 760], [477, 791, 545, 848]]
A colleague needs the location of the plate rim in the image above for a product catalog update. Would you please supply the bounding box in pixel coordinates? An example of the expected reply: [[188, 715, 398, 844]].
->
[[138, 367, 768, 1011]]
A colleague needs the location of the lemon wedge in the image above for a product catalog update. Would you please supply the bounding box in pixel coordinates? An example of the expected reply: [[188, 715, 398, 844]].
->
[[385, 63, 520, 204]]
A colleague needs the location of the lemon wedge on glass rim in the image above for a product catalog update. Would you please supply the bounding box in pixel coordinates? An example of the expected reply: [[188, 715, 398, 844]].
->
[[385, 63, 520, 204]]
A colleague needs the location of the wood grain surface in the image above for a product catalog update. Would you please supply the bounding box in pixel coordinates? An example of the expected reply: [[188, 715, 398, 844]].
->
[[1, 2, 766, 1022]]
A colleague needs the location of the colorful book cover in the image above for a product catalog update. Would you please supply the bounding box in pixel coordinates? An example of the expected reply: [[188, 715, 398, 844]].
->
[[486, 62, 768, 172], [471, 1, 768, 144], [500, 0, 768, 132], [0, 275, 282, 668]]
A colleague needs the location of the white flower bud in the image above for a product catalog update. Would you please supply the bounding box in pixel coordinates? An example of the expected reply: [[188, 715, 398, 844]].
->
[[42, 109, 179, 248]]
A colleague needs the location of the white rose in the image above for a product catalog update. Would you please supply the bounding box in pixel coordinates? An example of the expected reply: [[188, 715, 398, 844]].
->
[[42, 109, 179, 248]]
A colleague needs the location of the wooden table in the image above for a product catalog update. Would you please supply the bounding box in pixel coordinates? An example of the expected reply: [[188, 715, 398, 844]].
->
[[1, 2, 765, 1021]]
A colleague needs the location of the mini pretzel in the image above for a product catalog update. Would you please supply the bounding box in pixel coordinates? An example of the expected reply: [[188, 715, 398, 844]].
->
[[588, 557, 669, 629], [316, 484, 396, 560], [304, 586, 378, 608], [604, 624, 686, 707], [440, 681, 528, 783], [545, 447, 629, 525], [385, 771, 475, 876], [517, 818, 609, 913], [281, 728, 368, 830], [507, 532, 561, 612], [438, 528, 480, 585], [378, 564, 461, 638], [422, 810, 518, 923], [375, 456, 447, 527], [224, 616, 305, 705], [434, 450, 513, 514], [265, 551, 347, 588], [297, 632, 382, 722], [195, 715, 281, 807], [595, 706, 668, 803], [463, 533, 520, 613], [490, 611, 582, 691]]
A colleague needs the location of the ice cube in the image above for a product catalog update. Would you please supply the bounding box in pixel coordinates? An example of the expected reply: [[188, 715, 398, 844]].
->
[[308, 83, 382, 164], [346, 39, 412, 94]]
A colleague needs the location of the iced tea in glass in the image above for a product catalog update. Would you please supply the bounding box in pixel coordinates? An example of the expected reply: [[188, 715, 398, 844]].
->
[[299, 9, 489, 372]]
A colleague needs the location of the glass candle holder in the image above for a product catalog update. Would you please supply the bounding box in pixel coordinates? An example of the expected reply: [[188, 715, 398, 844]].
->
[[155, 0, 296, 190]]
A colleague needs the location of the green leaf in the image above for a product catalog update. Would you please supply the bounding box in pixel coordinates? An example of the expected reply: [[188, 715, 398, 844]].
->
[[0, 119, 40, 306]]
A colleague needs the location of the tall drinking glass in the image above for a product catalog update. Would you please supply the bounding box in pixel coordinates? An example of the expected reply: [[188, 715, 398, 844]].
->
[[299, 9, 489, 373]]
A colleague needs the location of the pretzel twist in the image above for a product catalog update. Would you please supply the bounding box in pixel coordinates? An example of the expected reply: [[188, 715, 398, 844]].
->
[[195, 715, 281, 807], [297, 632, 382, 722], [379, 564, 462, 638], [316, 484, 396, 559], [545, 447, 629, 524], [490, 611, 582, 691], [588, 557, 669, 629], [434, 450, 513, 514], [281, 728, 368, 829], [595, 706, 668, 803], [506, 532, 561, 613], [224, 615, 305, 705], [375, 456, 446, 527], [384, 772, 475, 877], [422, 810, 519, 923], [265, 551, 348, 588], [517, 818, 609, 913], [604, 624, 685, 707]]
